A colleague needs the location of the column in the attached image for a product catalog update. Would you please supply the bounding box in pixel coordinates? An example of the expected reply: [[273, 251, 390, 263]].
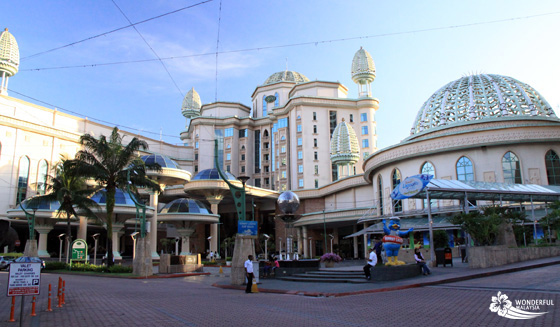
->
[[77, 216, 88, 240], [149, 190, 160, 260], [353, 224, 358, 259], [362, 223, 368, 259], [112, 223, 125, 261], [206, 195, 223, 254], [177, 228, 195, 255], [35, 225, 53, 258], [302, 226, 308, 258], [297, 228, 303, 258]]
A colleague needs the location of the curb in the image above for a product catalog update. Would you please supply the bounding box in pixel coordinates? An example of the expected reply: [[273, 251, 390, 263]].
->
[[212, 259, 560, 297]]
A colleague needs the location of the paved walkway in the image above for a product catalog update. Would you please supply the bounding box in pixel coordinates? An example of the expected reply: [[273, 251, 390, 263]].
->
[[208, 256, 560, 297]]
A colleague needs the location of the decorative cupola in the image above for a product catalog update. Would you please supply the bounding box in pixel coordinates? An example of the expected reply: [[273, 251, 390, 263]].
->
[[351, 47, 376, 98], [330, 119, 360, 178], [0, 28, 20, 95]]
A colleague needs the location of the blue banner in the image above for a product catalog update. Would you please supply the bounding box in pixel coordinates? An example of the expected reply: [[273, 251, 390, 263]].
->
[[238, 221, 258, 236], [391, 174, 433, 200]]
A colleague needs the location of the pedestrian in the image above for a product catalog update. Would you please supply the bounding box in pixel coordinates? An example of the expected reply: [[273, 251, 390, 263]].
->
[[414, 248, 431, 275], [373, 238, 383, 264], [244, 254, 254, 293], [363, 248, 377, 280]]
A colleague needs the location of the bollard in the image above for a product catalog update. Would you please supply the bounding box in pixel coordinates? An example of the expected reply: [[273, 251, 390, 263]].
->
[[57, 278, 62, 308], [30, 296, 37, 316], [219, 266, 223, 274], [61, 280, 66, 305], [9, 296, 16, 322], [46, 284, 53, 312]]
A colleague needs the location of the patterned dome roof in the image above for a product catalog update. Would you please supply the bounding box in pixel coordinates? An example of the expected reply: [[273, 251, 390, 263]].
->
[[411, 74, 557, 135], [181, 87, 201, 117], [159, 198, 210, 214], [0, 28, 19, 77], [351, 47, 375, 84], [330, 120, 360, 165], [91, 189, 139, 206], [191, 168, 237, 181], [141, 154, 181, 169], [263, 71, 309, 85]]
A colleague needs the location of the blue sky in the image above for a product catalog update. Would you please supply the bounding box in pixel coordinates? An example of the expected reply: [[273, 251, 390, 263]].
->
[[2, 0, 559, 149]]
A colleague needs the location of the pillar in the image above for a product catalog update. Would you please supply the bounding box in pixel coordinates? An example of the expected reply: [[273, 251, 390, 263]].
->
[[302, 226, 308, 258], [362, 223, 368, 259], [177, 228, 195, 255], [35, 225, 53, 258], [207, 195, 223, 254], [112, 223, 125, 261], [77, 216, 88, 240], [149, 190, 162, 260], [297, 228, 303, 257], [353, 224, 358, 259]]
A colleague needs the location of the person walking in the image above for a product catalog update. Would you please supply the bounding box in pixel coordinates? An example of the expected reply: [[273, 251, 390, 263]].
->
[[363, 248, 377, 280], [244, 254, 254, 293]]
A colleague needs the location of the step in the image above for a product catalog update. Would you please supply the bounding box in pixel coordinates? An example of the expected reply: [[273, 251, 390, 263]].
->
[[308, 271, 363, 276], [294, 273, 364, 279], [279, 276, 369, 284]]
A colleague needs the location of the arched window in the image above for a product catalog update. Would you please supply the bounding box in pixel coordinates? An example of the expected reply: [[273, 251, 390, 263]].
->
[[263, 130, 269, 138], [392, 169, 402, 212], [274, 92, 279, 107], [421, 161, 435, 176], [545, 150, 560, 185], [262, 95, 267, 117], [456, 156, 474, 181], [502, 152, 522, 184], [16, 156, 30, 204], [37, 160, 49, 195], [377, 175, 383, 215]]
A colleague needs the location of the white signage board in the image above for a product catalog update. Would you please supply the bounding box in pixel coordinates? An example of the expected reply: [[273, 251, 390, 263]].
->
[[7, 262, 41, 296]]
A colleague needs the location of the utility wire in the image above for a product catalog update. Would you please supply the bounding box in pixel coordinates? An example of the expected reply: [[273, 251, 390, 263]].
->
[[111, 0, 184, 98], [20, 10, 560, 71], [21, 0, 214, 60]]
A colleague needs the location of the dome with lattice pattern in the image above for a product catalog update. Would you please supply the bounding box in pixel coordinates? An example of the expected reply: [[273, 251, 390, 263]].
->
[[263, 71, 309, 85], [0, 28, 19, 77], [330, 120, 360, 165]]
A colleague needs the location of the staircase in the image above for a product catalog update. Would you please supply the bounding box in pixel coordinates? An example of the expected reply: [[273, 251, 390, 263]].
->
[[279, 269, 368, 284]]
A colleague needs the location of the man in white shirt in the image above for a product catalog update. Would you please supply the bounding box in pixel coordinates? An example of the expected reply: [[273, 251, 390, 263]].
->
[[244, 255, 254, 293], [363, 248, 377, 280]]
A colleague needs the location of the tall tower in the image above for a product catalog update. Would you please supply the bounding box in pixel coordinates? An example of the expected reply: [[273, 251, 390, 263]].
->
[[0, 28, 20, 96], [330, 119, 360, 179], [351, 47, 375, 98], [180, 87, 202, 143]]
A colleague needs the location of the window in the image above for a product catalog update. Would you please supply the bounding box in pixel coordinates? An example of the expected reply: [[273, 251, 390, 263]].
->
[[421, 162, 435, 176], [241, 154, 245, 161], [313, 125, 317, 134], [226, 153, 231, 161], [281, 146, 286, 153], [350, 114, 354, 123], [264, 166, 269, 173], [281, 171, 286, 178], [37, 160, 48, 195], [378, 175, 383, 215], [502, 152, 522, 184], [278, 118, 288, 128], [298, 165, 303, 173], [546, 150, 560, 185], [224, 128, 234, 137], [281, 135, 286, 141], [314, 152, 318, 160], [263, 96, 267, 116], [264, 142, 269, 149], [255, 178, 261, 187], [227, 144, 231, 149], [274, 92, 279, 107], [456, 156, 474, 181], [297, 125, 302, 133], [392, 169, 402, 212], [298, 151, 303, 159], [281, 158, 286, 166], [313, 112, 317, 121], [239, 129, 247, 138], [314, 138, 318, 147], [314, 179, 319, 188], [194, 165, 198, 172], [195, 141, 199, 149], [299, 179, 304, 188], [264, 154, 269, 161], [226, 165, 231, 172], [16, 156, 30, 204], [361, 126, 369, 135], [314, 165, 319, 174], [297, 138, 302, 146], [363, 152, 369, 158], [241, 166, 245, 173], [329, 111, 337, 137], [362, 139, 369, 148], [194, 153, 198, 160], [361, 113, 368, 122]]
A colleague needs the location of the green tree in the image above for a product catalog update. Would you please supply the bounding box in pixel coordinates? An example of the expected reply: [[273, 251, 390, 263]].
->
[[27, 158, 100, 260], [72, 127, 161, 266], [543, 201, 560, 241]]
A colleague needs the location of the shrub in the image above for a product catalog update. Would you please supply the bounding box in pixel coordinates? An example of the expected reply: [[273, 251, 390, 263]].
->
[[44, 261, 68, 270], [433, 230, 450, 249], [320, 253, 342, 263], [107, 265, 132, 273]]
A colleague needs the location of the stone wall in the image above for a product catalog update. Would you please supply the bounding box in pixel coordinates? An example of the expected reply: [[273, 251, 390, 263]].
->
[[468, 246, 560, 269]]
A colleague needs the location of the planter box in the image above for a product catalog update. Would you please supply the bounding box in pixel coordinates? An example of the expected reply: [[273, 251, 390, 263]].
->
[[468, 246, 560, 269]]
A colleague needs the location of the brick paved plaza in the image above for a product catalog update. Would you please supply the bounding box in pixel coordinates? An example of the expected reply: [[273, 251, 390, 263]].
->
[[1, 264, 558, 326]]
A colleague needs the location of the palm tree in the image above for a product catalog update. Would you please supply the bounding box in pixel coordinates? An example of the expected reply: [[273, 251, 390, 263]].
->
[[27, 158, 100, 262], [72, 127, 161, 266]]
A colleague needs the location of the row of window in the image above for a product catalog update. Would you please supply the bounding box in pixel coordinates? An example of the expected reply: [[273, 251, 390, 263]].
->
[[15, 156, 49, 204]]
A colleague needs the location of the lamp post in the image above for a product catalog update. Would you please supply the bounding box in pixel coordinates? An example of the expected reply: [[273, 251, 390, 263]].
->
[[58, 233, 65, 262], [328, 234, 334, 253], [92, 233, 100, 265], [175, 237, 180, 255], [308, 237, 313, 259], [207, 236, 212, 257], [130, 232, 139, 259], [263, 234, 270, 260], [237, 176, 250, 221]]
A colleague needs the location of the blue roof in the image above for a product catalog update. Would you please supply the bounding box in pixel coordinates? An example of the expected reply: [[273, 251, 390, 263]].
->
[[191, 168, 236, 181], [159, 198, 211, 214], [91, 189, 139, 205], [20, 197, 60, 210], [141, 154, 181, 169]]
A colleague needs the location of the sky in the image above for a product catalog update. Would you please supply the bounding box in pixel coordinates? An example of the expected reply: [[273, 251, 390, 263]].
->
[[2, 0, 560, 149]]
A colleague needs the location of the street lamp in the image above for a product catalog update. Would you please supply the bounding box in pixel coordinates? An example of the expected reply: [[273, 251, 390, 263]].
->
[[58, 233, 66, 262], [175, 237, 180, 255], [278, 237, 283, 260], [207, 236, 212, 256], [308, 237, 313, 259], [130, 232, 139, 259], [263, 234, 270, 261], [92, 233, 100, 265], [328, 234, 334, 253]]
